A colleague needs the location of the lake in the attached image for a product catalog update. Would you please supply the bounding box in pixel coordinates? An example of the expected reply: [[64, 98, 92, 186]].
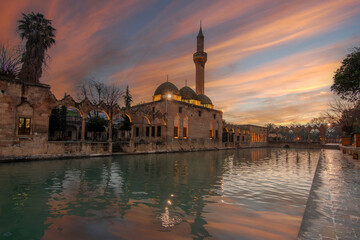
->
[[0, 148, 320, 240]]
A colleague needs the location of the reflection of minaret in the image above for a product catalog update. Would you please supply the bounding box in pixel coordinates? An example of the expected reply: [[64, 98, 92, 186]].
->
[[193, 23, 207, 95]]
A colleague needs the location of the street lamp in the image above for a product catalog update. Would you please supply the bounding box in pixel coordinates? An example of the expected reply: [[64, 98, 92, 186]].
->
[[165, 93, 172, 114]]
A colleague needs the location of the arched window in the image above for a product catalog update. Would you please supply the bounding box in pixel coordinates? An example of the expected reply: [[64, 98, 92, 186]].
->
[[210, 120, 214, 138], [183, 115, 188, 138], [215, 121, 219, 139], [174, 114, 180, 138]]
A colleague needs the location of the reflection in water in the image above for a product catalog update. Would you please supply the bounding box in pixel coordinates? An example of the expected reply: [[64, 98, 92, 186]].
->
[[0, 148, 320, 240]]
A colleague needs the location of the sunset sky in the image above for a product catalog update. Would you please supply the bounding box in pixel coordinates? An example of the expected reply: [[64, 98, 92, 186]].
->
[[1, 0, 360, 125]]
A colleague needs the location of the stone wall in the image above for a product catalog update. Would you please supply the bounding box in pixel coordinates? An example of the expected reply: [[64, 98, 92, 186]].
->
[[0, 139, 110, 161], [0, 78, 55, 142], [130, 99, 223, 143], [114, 138, 223, 153]]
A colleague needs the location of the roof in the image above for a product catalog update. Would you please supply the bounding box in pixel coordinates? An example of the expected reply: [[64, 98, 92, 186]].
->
[[197, 26, 204, 38], [154, 82, 180, 96], [197, 94, 212, 105], [180, 86, 198, 100]]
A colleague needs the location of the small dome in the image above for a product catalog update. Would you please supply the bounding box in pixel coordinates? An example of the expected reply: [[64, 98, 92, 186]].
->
[[180, 86, 197, 100], [154, 82, 180, 96], [197, 94, 212, 105]]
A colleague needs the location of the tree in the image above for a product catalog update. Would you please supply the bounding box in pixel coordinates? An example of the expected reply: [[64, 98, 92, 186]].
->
[[331, 47, 360, 102], [324, 98, 360, 135], [309, 117, 327, 127], [17, 12, 56, 83], [86, 116, 108, 135], [49, 106, 67, 139], [77, 78, 123, 106], [124, 85, 133, 108], [265, 123, 276, 131], [0, 42, 22, 78]]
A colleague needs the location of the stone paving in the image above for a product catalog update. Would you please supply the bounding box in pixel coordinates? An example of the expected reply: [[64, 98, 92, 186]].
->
[[298, 149, 360, 240]]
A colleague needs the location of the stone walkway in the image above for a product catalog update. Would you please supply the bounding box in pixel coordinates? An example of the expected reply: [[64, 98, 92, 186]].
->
[[298, 149, 360, 240]]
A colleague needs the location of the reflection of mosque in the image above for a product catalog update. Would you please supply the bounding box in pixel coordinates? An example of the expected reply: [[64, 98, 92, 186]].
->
[[0, 149, 275, 239]]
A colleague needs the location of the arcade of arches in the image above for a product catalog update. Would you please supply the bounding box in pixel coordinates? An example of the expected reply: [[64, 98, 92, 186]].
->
[[268, 125, 340, 145], [0, 78, 269, 158]]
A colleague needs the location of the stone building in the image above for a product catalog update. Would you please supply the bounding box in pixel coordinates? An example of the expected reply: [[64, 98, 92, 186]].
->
[[0, 26, 268, 160]]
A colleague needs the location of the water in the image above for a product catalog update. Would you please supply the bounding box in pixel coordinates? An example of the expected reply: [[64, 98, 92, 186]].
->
[[0, 148, 320, 240]]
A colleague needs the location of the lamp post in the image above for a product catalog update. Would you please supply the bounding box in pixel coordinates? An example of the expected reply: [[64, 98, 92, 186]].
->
[[165, 93, 172, 114], [165, 93, 172, 150]]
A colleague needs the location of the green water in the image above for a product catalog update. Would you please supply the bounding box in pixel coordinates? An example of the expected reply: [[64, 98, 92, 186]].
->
[[0, 148, 320, 240]]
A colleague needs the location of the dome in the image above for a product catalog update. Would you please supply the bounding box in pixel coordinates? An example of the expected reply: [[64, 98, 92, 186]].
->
[[197, 94, 212, 105], [180, 86, 198, 100], [154, 82, 180, 96]]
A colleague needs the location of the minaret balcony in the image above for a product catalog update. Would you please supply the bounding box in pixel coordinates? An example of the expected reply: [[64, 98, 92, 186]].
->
[[193, 52, 207, 63]]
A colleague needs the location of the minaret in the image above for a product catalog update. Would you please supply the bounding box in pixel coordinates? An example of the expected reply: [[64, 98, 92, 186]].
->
[[193, 24, 207, 95]]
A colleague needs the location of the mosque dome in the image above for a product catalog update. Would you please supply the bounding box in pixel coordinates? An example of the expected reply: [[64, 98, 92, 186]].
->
[[197, 94, 212, 105], [154, 82, 180, 96], [180, 86, 198, 100]]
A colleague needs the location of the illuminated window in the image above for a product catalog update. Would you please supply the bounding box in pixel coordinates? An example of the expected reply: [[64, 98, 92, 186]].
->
[[18, 117, 31, 135], [183, 127, 188, 138], [183, 117, 188, 138], [210, 130, 213, 138], [174, 115, 180, 138], [174, 127, 179, 137]]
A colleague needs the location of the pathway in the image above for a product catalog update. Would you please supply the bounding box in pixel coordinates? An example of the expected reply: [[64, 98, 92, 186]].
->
[[298, 149, 360, 239]]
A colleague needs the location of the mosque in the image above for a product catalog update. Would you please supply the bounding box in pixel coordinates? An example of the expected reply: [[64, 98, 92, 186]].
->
[[0, 26, 268, 160], [123, 26, 268, 152]]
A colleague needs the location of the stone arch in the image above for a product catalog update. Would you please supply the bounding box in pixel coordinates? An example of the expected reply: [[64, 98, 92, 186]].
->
[[113, 113, 132, 140], [309, 128, 320, 142], [123, 113, 133, 123], [230, 129, 235, 142], [222, 128, 229, 142], [298, 128, 308, 142], [85, 110, 109, 141], [48, 105, 82, 141], [144, 116, 151, 125]]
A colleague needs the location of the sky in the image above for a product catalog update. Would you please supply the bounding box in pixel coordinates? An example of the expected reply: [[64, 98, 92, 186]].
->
[[1, 0, 360, 126]]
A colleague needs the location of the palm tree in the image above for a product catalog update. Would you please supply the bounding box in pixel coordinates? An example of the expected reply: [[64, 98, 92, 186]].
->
[[18, 12, 55, 83]]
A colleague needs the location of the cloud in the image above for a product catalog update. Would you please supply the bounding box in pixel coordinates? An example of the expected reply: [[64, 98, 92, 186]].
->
[[1, 0, 359, 125]]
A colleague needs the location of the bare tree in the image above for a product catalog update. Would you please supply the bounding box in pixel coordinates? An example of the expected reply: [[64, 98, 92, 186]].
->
[[324, 98, 360, 135], [104, 83, 124, 120], [309, 116, 327, 127], [77, 78, 105, 105], [77, 78, 123, 116], [0, 42, 22, 78]]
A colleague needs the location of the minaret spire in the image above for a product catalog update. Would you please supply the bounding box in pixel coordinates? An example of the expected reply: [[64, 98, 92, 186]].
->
[[193, 23, 207, 95]]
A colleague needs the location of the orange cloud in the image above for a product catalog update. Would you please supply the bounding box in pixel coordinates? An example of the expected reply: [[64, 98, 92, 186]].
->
[[1, 0, 359, 125]]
